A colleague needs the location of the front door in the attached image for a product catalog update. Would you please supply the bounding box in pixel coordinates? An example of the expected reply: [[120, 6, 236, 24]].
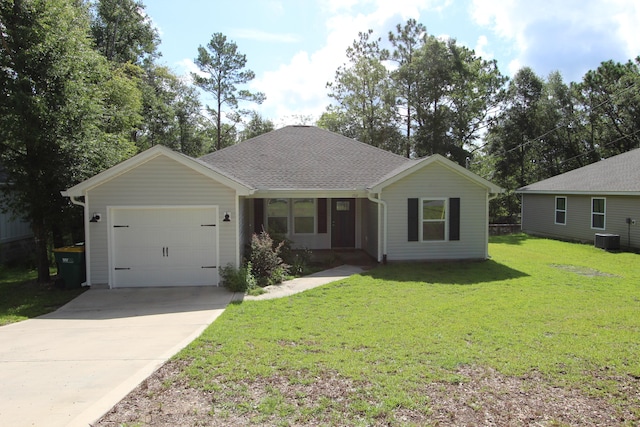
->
[[331, 198, 356, 248]]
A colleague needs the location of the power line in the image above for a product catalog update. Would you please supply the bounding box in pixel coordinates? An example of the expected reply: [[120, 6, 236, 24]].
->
[[474, 79, 638, 160]]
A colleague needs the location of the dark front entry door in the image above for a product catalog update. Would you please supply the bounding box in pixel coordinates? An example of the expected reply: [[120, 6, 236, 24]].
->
[[331, 198, 356, 248]]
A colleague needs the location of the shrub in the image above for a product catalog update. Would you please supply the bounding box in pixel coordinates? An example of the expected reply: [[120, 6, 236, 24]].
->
[[290, 248, 312, 275], [220, 262, 257, 292], [250, 231, 290, 287]]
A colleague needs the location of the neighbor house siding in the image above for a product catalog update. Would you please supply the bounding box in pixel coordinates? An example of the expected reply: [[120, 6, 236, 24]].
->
[[0, 210, 31, 244], [383, 163, 488, 261], [86, 156, 238, 285], [522, 193, 640, 249]]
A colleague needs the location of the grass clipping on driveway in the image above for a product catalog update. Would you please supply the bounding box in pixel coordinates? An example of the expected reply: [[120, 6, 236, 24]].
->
[[97, 235, 640, 426]]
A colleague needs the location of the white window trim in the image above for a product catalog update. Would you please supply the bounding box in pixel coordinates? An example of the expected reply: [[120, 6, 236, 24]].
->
[[554, 196, 567, 225], [293, 198, 316, 235], [591, 197, 606, 230], [420, 197, 448, 242]]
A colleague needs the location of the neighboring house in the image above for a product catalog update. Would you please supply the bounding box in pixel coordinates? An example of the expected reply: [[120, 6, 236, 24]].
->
[[0, 167, 34, 264], [517, 148, 640, 250], [62, 126, 502, 288]]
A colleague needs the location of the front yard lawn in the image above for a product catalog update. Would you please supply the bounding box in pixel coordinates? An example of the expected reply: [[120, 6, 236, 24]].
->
[[98, 235, 640, 426], [0, 267, 86, 326]]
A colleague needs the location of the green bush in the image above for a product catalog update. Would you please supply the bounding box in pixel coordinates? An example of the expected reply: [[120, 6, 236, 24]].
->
[[220, 262, 257, 292], [289, 248, 312, 275], [249, 231, 290, 287]]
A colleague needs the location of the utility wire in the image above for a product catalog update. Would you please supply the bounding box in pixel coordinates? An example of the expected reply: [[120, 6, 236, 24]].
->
[[473, 80, 638, 158]]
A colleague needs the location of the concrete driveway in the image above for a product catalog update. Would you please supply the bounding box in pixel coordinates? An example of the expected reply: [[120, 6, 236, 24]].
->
[[0, 286, 234, 427]]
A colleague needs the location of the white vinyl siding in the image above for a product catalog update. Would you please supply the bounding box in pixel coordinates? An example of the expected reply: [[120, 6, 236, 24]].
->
[[86, 155, 238, 286], [383, 162, 489, 261]]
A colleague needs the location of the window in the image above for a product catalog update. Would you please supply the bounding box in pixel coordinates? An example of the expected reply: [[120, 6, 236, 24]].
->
[[293, 198, 315, 234], [591, 198, 606, 229], [555, 196, 567, 225], [422, 199, 446, 241], [267, 199, 288, 234]]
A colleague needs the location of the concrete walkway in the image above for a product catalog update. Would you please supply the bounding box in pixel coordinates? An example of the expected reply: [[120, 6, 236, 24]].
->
[[242, 264, 365, 301], [0, 265, 364, 427], [0, 286, 234, 427]]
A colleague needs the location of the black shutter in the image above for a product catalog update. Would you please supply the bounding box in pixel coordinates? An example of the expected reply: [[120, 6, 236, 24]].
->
[[254, 199, 264, 233], [449, 197, 460, 241], [317, 198, 327, 234], [408, 198, 419, 241]]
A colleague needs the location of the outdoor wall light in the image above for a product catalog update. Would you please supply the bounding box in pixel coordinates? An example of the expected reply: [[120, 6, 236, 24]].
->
[[223, 212, 231, 222], [90, 212, 102, 223]]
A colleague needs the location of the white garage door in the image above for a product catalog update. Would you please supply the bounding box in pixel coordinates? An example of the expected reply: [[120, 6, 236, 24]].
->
[[111, 207, 218, 287]]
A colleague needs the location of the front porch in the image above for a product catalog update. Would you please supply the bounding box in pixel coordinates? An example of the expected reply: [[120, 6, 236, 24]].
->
[[241, 197, 381, 261]]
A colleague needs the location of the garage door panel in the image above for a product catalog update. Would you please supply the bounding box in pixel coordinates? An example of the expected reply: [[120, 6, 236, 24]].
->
[[111, 207, 218, 288]]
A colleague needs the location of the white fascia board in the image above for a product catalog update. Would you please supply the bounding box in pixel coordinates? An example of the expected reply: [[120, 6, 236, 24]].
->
[[249, 189, 369, 198], [516, 190, 640, 196]]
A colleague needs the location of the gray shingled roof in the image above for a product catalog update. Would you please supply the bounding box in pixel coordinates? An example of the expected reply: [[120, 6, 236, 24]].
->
[[199, 126, 411, 190], [518, 148, 640, 194]]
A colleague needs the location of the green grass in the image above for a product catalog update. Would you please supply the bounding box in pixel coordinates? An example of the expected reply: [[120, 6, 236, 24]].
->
[[0, 267, 87, 326], [175, 235, 640, 424]]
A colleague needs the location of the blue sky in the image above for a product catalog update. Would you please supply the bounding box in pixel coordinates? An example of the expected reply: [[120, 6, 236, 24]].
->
[[145, 0, 640, 126]]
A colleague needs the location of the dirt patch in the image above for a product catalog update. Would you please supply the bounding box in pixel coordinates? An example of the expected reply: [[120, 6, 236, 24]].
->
[[95, 361, 639, 426], [550, 264, 619, 277]]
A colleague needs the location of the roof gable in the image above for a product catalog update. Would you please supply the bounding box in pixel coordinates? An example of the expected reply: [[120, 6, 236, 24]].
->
[[199, 126, 411, 190], [63, 145, 253, 197], [368, 154, 503, 193], [518, 148, 640, 194]]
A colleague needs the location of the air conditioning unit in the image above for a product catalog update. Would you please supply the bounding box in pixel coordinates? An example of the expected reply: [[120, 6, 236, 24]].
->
[[594, 233, 620, 250]]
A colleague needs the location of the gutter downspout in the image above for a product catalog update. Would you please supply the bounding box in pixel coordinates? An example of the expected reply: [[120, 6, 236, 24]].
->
[[61, 191, 91, 286], [367, 192, 387, 264]]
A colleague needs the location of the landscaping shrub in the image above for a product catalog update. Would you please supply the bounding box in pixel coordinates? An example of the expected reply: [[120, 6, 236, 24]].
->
[[219, 262, 257, 292], [249, 231, 290, 287]]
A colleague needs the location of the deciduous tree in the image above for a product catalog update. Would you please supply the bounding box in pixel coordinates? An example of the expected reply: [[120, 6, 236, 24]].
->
[[0, 0, 119, 282]]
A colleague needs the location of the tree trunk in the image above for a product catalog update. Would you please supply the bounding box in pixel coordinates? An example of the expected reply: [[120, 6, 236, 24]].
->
[[32, 221, 51, 284]]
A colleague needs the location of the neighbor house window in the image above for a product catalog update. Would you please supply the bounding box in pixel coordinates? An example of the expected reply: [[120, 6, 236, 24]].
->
[[422, 199, 446, 241], [293, 198, 315, 234], [267, 198, 289, 234], [555, 196, 567, 225], [591, 197, 606, 229]]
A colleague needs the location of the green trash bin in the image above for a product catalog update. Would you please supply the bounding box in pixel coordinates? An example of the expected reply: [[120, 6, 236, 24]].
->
[[53, 245, 86, 288]]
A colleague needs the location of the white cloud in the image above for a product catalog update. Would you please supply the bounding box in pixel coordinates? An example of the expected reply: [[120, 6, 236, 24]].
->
[[176, 58, 206, 80], [252, 0, 452, 122], [474, 35, 493, 59], [470, 0, 640, 79]]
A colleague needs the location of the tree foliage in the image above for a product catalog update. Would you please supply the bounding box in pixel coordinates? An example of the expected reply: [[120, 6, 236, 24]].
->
[[192, 33, 266, 151], [325, 22, 505, 164], [0, 0, 129, 282], [90, 0, 159, 65], [388, 19, 427, 158], [326, 30, 402, 153], [241, 111, 274, 141]]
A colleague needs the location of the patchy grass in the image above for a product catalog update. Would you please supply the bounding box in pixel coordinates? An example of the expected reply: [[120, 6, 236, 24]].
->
[[98, 235, 640, 426], [0, 267, 86, 326]]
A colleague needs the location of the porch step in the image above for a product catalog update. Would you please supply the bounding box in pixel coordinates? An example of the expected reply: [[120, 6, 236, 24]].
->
[[309, 250, 377, 267]]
